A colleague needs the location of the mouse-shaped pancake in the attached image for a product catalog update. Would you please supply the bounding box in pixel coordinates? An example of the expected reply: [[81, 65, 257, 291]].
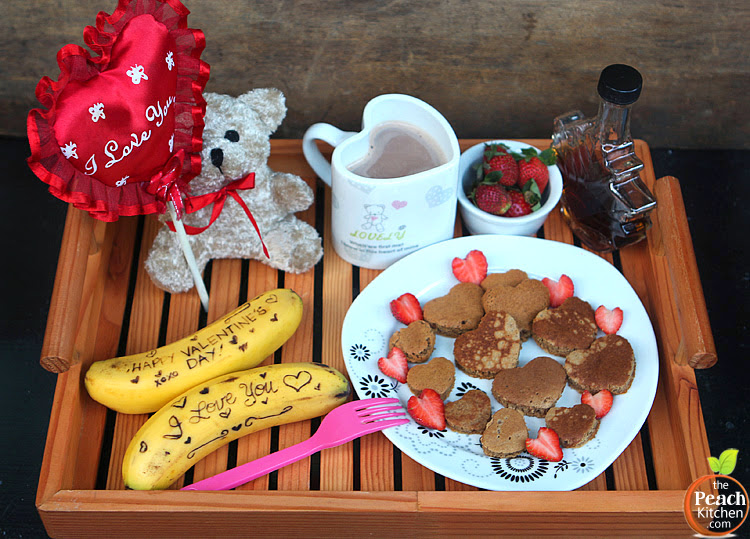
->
[[444, 389, 492, 434], [406, 356, 455, 400], [532, 296, 598, 356], [480, 408, 528, 458], [389, 320, 435, 363], [481, 278, 550, 341], [491, 356, 567, 417], [423, 283, 484, 337], [564, 334, 636, 394], [544, 404, 600, 448], [453, 311, 521, 379]]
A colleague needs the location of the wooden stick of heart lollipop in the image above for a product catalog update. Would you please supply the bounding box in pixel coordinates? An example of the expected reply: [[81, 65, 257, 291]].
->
[[167, 202, 210, 311]]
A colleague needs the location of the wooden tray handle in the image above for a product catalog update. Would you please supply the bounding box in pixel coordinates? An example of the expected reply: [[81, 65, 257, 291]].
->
[[39, 206, 95, 373], [654, 176, 717, 369]]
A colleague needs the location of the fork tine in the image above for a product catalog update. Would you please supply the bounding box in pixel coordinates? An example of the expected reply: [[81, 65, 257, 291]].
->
[[361, 412, 407, 423], [360, 418, 409, 430], [351, 398, 400, 411], [357, 404, 404, 416]]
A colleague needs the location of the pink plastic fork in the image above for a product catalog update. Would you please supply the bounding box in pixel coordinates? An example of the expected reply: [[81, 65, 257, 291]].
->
[[181, 397, 408, 491]]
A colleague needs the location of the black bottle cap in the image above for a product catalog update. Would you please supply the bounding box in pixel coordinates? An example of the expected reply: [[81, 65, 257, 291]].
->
[[597, 64, 643, 105]]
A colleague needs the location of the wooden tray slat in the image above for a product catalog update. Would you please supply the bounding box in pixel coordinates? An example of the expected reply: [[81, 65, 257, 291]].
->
[[358, 267, 398, 492], [234, 261, 278, 491], [276, 188, 318, 491], [105, 217, 165, 490], [319, 186, 355, 490], [36, 139, 709, 537], [189, 258, 243, 483]]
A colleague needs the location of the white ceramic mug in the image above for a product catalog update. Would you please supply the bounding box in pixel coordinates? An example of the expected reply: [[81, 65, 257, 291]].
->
[[302, 94, 460, 269]]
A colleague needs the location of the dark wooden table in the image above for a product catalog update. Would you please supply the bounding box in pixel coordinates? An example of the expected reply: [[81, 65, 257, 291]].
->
[[1, 135, 748, 537]]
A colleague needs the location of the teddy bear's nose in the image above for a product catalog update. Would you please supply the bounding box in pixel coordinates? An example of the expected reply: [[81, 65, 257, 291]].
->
[[210, 148, 224, 169]]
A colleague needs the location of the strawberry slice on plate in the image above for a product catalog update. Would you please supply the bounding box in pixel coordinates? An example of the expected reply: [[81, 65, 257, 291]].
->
[[525, 427, 563, 462], [581, 389, 614, 419], [595, 305, 623, 334], [452, 249, 488, 284], [377, 347, 409, 384], [390, 293, 423, 325], [542, 274, 574, 307], [407, 388, 446, 430]]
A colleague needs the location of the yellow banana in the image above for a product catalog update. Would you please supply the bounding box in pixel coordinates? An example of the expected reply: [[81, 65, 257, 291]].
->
[[85, 289, 303, 414], [122, 362, 350, 490]]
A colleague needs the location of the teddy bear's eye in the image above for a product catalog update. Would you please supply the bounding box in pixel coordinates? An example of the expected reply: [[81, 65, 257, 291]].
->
[[224, 130, 240, 142]]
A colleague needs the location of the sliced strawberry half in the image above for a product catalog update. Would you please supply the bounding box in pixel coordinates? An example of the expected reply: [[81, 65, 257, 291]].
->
[[581, 389, 614, 419], [542, 274, 574, 307], [595, 305, 623, 334], [377, 347, 409, 384], [407, 388, 446, 430], [390, 292, 423, 325], [452, 249, 488, 284], [525, 427, 563, 462]]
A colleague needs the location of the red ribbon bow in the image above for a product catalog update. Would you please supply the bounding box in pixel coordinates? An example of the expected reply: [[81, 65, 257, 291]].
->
[[167, 172, 269, 258], [146, 149, 188, 219]]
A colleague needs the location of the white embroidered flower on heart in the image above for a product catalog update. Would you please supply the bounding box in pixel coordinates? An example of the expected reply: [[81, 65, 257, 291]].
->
[[168, 134, 174, 153], [88, 103, 106, 123], [61, 141, 78, 159], [116, 176, 129, 187], [126, 64, 149, 84], [165, 51, 175, 71]]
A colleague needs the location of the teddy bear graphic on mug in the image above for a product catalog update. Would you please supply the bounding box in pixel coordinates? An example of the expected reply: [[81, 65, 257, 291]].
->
[[361, 204, 388, 233]]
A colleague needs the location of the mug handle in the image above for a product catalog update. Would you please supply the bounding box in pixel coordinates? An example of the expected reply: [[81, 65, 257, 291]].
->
[[302, 123, 357, 186]]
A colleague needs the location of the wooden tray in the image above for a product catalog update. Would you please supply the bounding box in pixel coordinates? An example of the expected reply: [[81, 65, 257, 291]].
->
[[36, 140, 717, 537]]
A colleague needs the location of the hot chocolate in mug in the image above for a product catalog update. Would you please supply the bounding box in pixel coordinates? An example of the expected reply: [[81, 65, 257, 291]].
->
[[302, 94, 460, 269]]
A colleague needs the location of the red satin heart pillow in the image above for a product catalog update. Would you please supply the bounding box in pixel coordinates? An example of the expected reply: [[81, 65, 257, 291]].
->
[[27, 0, 209, 221], [54, 14, 177, 187]]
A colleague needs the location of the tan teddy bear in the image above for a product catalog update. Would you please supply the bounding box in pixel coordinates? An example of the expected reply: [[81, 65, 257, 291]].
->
[[145, 88, 323, 293]]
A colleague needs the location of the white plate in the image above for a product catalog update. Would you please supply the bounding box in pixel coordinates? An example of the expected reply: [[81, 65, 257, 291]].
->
[[341, 234, 658, 491]]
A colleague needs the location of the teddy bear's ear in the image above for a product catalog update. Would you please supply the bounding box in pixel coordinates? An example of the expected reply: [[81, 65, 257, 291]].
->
[[236, 88, 287, 134]]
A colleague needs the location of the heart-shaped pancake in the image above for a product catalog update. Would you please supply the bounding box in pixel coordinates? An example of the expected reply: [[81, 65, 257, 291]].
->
[[491, 356, 567, 417], [532, 296, 598, 356], [545, 404, 600, 448], [480, 269, 528, 290], [480, 408, 528, 458], [453, 311, 521, 379], [481, 278, 550, 340], [445, 389, 492, 434], [389, 320, 435, 363], [406, 356, 455, 400], [423, 283, 484, 337], [564, 334, 636, 394]]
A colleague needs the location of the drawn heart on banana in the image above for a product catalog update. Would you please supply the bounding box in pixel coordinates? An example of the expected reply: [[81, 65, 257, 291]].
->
[[283, 370, 312, 392]]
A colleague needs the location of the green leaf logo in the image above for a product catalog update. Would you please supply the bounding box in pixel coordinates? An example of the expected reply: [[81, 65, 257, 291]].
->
[[708, 449, 738, 475]]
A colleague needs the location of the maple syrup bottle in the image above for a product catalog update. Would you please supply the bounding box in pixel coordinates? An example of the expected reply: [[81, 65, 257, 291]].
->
[[552, 64, 656, 252]]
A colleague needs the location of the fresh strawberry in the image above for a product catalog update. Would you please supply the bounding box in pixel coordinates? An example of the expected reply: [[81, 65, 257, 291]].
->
[[581, 389, 614, 419], [390, 292, 423, 325], [506, 189, 533, 217], [525, 427, 563, 462], [407, 388, 446, 430], [377, 347, 408, 384], [595, 305, 623, 334], [471, 181, 512, 215], [483, 144, 519, 186], [518, 157, 550, 193], [542, 274, 574, 307], [451, 249, 488, 284], [515, 147, 556, 193]]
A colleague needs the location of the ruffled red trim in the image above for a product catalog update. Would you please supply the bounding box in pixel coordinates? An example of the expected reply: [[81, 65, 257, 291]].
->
[[26, 0, 209, 222]]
